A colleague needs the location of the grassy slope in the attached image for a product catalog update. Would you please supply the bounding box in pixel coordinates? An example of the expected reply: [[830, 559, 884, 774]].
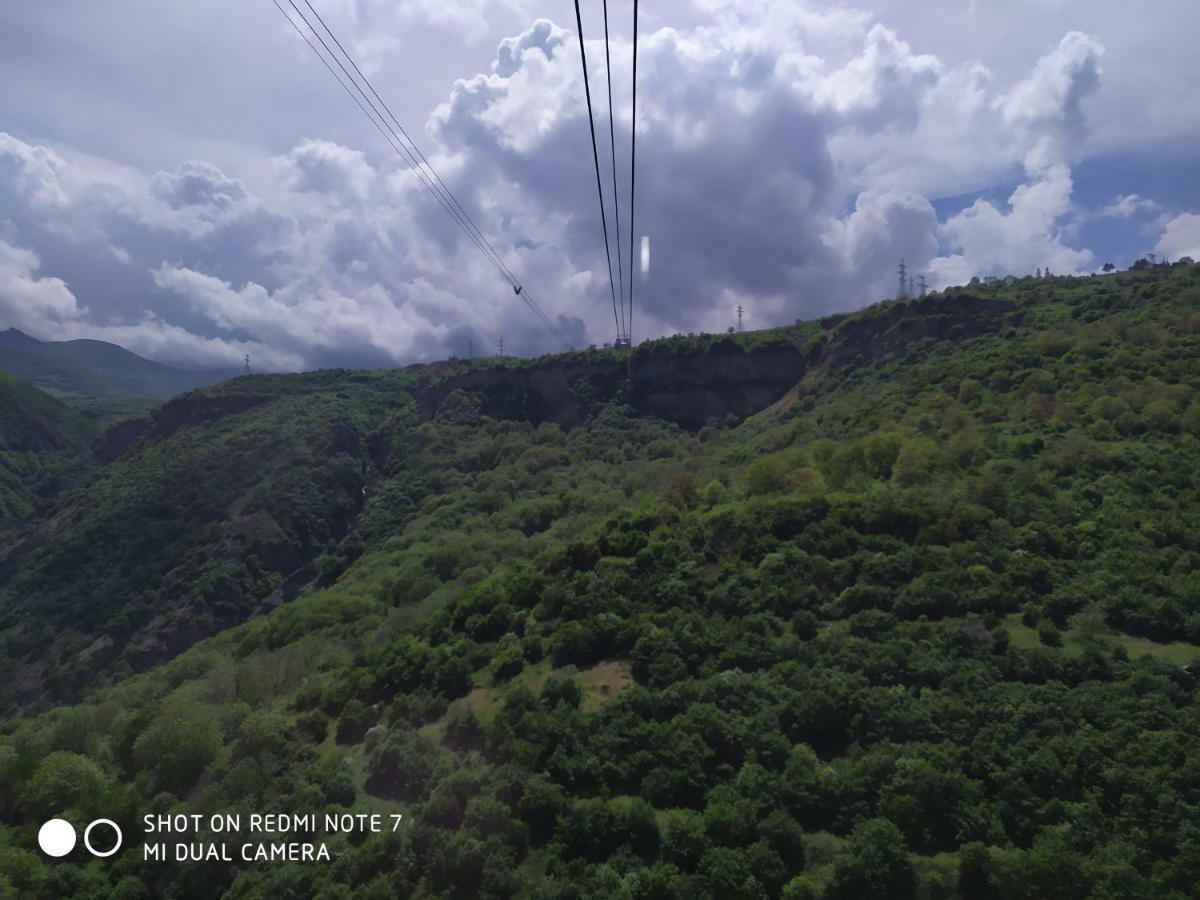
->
[[0, 265, 1199, 898]]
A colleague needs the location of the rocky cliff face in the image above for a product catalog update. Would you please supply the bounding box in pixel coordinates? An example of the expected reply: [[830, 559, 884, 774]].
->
[[821, 293, 1016, 368], [414, 293, 1014, 429], [92, 391, 269, 463], [414, 340, 809, 429], [90, 293, 1015, 461]]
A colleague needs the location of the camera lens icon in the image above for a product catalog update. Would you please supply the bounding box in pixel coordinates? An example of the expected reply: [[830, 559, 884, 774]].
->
[[38, 818, 123, 858], [84, 819, 123, 857]]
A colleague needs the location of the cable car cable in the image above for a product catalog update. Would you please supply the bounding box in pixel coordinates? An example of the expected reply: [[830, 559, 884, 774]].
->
[[273, 0, 566, 344], [628, 0, 639, 349], [572, 0, 622, 341], [602, 0, 625, 340]]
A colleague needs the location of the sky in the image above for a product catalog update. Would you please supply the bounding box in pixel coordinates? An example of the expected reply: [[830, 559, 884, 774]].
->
[[1, 0, 1198, 371]]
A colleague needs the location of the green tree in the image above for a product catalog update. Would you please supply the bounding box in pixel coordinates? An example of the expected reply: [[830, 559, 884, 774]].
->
[[825, 818, 915, 900], [131, 702, 222, 795], [20, 751, 111, 820]]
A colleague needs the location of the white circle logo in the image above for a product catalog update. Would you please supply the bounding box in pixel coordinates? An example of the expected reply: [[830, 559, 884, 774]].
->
[[83, 819, 123, 857], [38, 818, 77, 857]]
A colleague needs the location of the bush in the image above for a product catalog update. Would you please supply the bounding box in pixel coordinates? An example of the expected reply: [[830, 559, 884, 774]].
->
[[335, 699, 373, 744], [1037, 622, 1063, 647], [747, 454, 792, 495], [131, 702, 222, 795]]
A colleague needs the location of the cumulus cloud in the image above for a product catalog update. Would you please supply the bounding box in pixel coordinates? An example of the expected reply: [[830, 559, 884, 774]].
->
[[0, 235, 298, 369], [825, 189, 939, 299], [1, 3, 1195, 370], [150, 161, 248, 212], [494, 17, 566, 77], [1155, 213, 1200, 261], [0, 134, 71, 211], [430, 16, 1113, 318], [1100, 193, 1161, 219], [930, 161, 1092, 285], [806, 24, 942, 125], [918, 32, 1107, 285], [151, 262, 459, 364], [277, 139, 375, 199], [999, 31, 1104, 151], [0, 238, 83, 330]]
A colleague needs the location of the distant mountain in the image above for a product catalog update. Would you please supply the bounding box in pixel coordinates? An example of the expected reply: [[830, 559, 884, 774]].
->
[[0, 328, 234, 402]]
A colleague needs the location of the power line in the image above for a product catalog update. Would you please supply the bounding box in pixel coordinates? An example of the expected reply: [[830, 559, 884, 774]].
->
[[271, 0, 566, 346], [602, 0, 625, 340], [572, 0, 622, 342]]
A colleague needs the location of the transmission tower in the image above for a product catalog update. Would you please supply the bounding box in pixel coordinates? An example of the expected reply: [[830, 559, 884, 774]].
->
[[243, 354, 251, 377], [897, 259, 909, 298], [736, 305, 744, 333], [497, 337, 505, 357], [917, 275, 927, 298]]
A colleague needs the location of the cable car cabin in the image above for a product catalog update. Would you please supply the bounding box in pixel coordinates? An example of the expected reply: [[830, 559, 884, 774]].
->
[[614, 338, 631, 349]]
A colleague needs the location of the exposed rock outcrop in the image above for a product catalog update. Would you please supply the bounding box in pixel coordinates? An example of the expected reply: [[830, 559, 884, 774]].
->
[[414, 293, 1014, 429]]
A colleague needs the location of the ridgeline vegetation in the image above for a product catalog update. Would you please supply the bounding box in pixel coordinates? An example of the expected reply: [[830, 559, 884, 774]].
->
[[1, 262, 1199, 898]]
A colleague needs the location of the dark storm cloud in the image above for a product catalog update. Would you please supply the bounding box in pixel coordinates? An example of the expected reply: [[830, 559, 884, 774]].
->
[[430, 18, 944, 332]]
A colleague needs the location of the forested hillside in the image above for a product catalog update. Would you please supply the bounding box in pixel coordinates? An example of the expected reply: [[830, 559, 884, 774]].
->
[[0, 373, 95, 535], [1, 263, 1199, 898]]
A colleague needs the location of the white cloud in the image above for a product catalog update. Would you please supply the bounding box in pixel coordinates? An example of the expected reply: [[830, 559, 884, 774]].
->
[[277, 139, 375, 199], [825, 188, 939, 299], [1000, 32, 1104, 136], [0, 134, 70, 210], [808, 24, 941, 120], [150, 160, 248, 212], [1, 4, 1197, 369], [151, 263, 455, 364], [1100, 193, 1160, 219], [0, 238, 83, 328], [1155, 213, 1200, 261], [930, 161, 1092, 285], [0, 236, 298, 369]]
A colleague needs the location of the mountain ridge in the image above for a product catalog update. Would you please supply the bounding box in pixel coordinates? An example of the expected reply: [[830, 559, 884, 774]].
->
[[0, 327, 234, 404]]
